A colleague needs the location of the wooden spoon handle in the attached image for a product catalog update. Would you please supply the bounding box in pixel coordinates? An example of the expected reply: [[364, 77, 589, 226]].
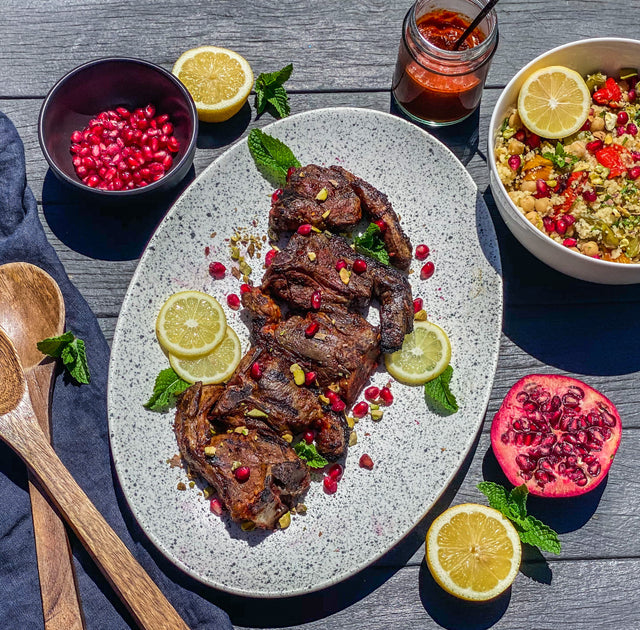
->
[[5, 401, 190, 630], [27, 366, 85, 630]]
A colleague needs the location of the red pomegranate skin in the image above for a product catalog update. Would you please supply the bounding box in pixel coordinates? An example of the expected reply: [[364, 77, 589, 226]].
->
[[490, 374, 621, 498]]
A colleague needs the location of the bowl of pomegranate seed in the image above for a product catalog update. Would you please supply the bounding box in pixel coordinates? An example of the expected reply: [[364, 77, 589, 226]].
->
[[38, 57, 198, 196], [488, 38, 640, 284]]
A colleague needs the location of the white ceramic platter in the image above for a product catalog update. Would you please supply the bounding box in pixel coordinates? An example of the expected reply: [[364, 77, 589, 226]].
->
[[108, 107, 503, 598]]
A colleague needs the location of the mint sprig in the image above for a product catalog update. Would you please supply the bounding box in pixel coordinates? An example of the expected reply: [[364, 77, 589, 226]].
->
[[477, 481, 561, 555], [254, 63, 293, 118], [37, 331, 91, 385], [248, 128, 301, 184], [542, 142, 579, 170], [424, 365, 458, 414], [144, 367, 191, 412], [294, 441, 328, 469], [353, 223, 390, 265]]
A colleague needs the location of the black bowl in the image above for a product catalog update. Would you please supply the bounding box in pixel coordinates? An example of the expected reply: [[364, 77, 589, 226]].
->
[[38, 57, 198, 197]]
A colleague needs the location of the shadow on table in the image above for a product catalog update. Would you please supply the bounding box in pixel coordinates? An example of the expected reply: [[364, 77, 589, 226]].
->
[[41, 167, 197, 261], [482, 188, 640, 376]]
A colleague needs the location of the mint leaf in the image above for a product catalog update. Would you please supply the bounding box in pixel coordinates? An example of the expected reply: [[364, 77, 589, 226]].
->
[[254, 63, 293, 118], [294, 441, 328, 468], [144, 368, 191, 412], [353, 223, 390, 265], [477, 482, 561, 555], [542, 142, 579, 170], [424, 365, 458, 413], [37, 332, 90, 384], [248, 128, 300, 184]]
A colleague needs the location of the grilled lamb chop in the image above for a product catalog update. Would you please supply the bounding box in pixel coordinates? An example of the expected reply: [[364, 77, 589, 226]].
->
[[175, 382, 310, 529], [262, 232, 413, 353], [270, 164, 413, 270]]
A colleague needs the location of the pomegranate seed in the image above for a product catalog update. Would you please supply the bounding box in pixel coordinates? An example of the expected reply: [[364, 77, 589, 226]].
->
[[564, 214, 576, 226], [227, 294, 241, 310], [420, 261, 435, 280], [627, 123, 638, 136], [162, 122, 174, 135], [582, 189, 598, 203], [616, 126, 627, 136], [352, 401, 369, 418], [70, 130, 83, 143], [209, 261, 226, 280], [633, 151, 640, 162], [234, 466, 250, 482], [580, 119, 591, 131], [359, 454, 374, 470], [629, 89, 637, 103], [563, 238, 577, 248], [374, 219, 387, 232], [379, 387, 393, 405], [311, 290, 322, 310], [508, 155, 521, 171], [364, 386, 380, 401], [352, 259, 367, 274], [297, 223, 312, 236], [250, 362, 262, 379], [526, 133, 540, 149], [335, 259, 347, 271], [586, 139, 604, 152], [331, 398, 346, 413], [116, 107, 130, 118], [155, 113, 170, 125], [303, 431, 315, 444], [323, 476, 338, 494], [535, 179, 550, 197], [413, 297, 423, 313], [86, 175, 100, 187], [415, 244, 430, 260], [286, 166, 296, 181], [76, 166, 87, 177], [265, 248, 277, 267], [617, 111, 629, 125], [555, 217, 567, 235], [305, 322, 319, 337], [271, 188, 283, 203], [304, 371, 317, 386], [514, 129, 526, 141], [542, 216, 556, 233], [327, 463, 343, 481], [209, 498, 223, 516], [240, 283, 251, 294], [325, 389, 339, 403], [629, 166, 640, 180], [167, 136, 180, 152]]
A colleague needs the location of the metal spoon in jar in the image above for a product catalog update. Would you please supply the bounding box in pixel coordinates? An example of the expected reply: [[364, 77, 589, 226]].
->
[[452, 0, 500, 50]]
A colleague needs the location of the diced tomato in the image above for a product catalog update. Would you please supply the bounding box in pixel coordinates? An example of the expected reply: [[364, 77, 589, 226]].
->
[[556, 171, 587, 213], [595, 145, 628, 178], [593, 77, 622, 106]]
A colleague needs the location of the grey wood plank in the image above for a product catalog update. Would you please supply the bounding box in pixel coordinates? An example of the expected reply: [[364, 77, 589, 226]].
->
[[1, 0, 637, 96]]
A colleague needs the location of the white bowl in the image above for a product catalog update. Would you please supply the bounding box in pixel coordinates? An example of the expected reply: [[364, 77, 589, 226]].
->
[[488, 38, 640, 284]]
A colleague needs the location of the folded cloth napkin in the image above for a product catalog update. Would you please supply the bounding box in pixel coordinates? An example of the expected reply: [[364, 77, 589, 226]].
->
[[0, 111, 233, 629]]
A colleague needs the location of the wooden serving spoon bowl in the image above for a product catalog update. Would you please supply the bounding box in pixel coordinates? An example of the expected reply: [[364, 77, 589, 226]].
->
[[0, 295, 189, 630]]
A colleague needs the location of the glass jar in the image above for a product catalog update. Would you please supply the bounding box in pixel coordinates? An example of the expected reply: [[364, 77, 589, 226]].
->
[[392, 0, 498, 126]]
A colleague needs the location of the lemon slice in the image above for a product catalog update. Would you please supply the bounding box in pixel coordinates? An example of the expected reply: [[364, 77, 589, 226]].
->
[[156, 290, 226, 358], [517, 65, 590, 139], [384, 320, 451, 385], [169, 326, 241, 384], [426, 503, 522, 601], [173, 46, 253, 123]]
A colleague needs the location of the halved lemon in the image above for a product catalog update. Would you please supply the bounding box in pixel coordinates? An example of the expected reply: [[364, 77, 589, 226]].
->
[[384, 320, 451, 385], [426, 503, 522, 601], [156, 290, 226, 358], [169, 326, 241, 384], [517, 65, 590, 139], [172, 46, 253, 123]]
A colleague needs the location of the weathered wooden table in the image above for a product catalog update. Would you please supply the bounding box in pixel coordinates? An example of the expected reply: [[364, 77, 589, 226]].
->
[[3, 1, 639, 627]]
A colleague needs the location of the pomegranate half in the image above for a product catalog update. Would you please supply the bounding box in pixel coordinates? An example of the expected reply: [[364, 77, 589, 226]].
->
[[491, 374, 621, 497]]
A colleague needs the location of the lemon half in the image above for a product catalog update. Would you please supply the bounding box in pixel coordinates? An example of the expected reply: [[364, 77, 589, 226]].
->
[[517, 65, 590, 139], [426, 503, 522, 601], [155, 290, 226, 358], [385, 320, 451, 385], [173, 46, 253, 123]]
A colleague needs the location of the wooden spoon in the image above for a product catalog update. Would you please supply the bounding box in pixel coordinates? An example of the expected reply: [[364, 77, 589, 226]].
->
[[0, 323, 189, 629], [0, 262, 83, 630]]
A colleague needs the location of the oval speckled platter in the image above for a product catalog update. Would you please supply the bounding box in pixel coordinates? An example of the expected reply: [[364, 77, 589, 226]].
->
[[108, 107, 503, 598]]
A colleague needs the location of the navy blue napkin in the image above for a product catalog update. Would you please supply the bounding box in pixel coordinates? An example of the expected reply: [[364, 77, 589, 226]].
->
[[0, 111, 234, 630]]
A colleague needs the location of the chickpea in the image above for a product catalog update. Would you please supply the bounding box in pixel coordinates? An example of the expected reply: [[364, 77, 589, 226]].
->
[[591, 117, 605, 132], [508, 111, 522, 128], [593, 129, 606, 140], [534, 197, 550, 213], [520, 180, 537, 193], [564, 141, 586, 159], [524, 210, 539, 224], [520, 196, 536, 213], [507, 138, 526, 155], [580, 241, 599, 257]]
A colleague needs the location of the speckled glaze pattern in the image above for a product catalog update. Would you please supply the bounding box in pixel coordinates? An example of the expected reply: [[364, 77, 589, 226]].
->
[[108, 107, 503, 598]]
